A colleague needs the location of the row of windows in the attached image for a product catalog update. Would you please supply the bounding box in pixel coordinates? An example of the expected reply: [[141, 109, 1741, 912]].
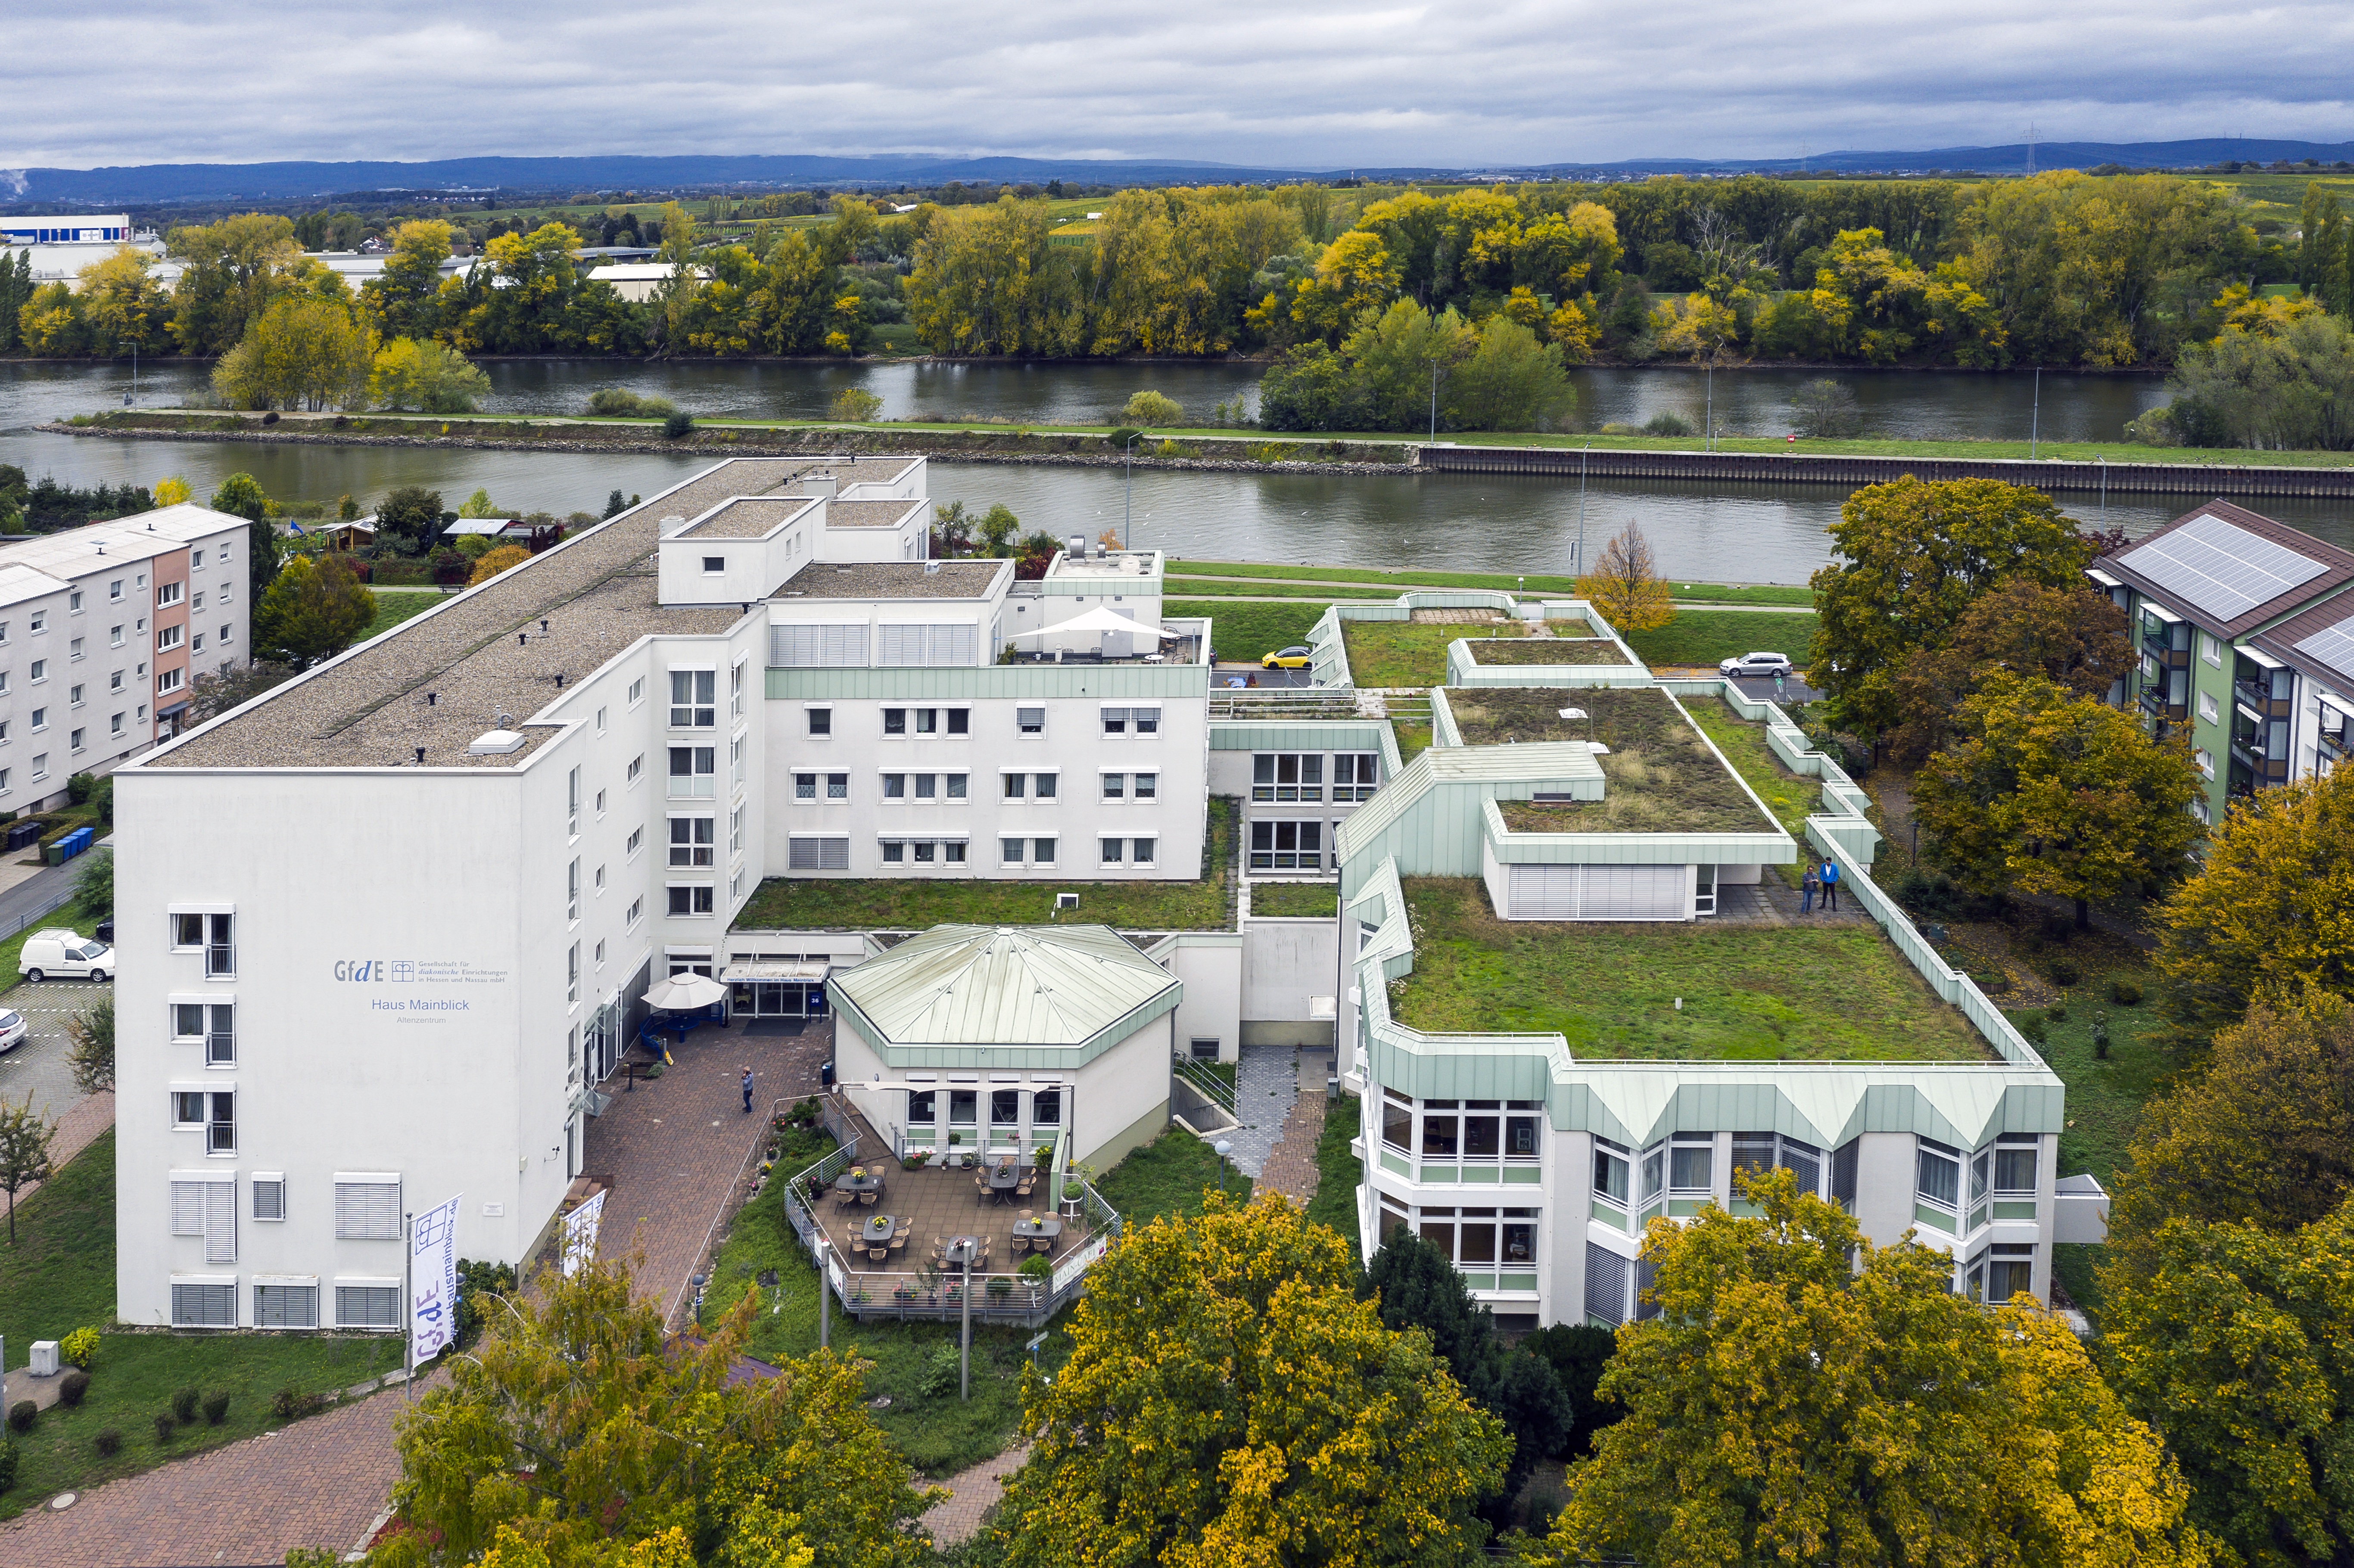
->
[[168, 1173, 400, 1261], [1379, 1093, 1547, 1160], [908, 1087, 1063, 1127], [805, 706, 1159, 739], [171, 1281, 401, 1330], [1376, 1202, 1541, 1267], [784, 835, 1157, 869], [788, 770, 1166, 804], [1252, 753, 1380, 802]]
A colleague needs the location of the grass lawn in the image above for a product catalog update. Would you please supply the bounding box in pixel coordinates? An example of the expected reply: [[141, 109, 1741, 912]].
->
[[1682, 697, 1818, 887], [1393, 877, 1990, 1061], [1092, 1128, 1234, 1226], [360, 590, 446, 642], [1171, 561, 1815, 607], [1622, 609, 1818, 669], [736, 800, 1235, 931], [1169, 599, 1325, 664], [1392, 716, 1433, 760], [1251, 882, 1339, 918], [1303, 1095, 1363, 1253], [1342, 617, 1530, 688], [0, 1130, 403, 1518]]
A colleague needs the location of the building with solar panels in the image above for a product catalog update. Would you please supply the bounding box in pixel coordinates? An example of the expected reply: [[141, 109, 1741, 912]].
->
[[2089, 501, 2354, 824]]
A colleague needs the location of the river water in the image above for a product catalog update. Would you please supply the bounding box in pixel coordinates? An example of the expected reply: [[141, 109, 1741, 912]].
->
[[1, 361, 2324, 585]]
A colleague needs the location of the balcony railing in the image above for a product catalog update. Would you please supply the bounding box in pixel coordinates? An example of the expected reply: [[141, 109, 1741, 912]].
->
[[2141, 630, 2189, 664], [2234, 677, 2294, 716]]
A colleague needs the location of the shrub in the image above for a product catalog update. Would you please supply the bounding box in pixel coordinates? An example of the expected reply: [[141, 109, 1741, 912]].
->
[[0, 1439, 15, 1493], [6, 1402, 31, 1435], [60, 1326, 98, 1367], [586, 387, 676, 420], [171, 1386, 199, 1423], [153, 1412, 175, 1443], [93, 1428, 122, 1457], [66, 771, 95, 805], [2047, 1000, 2068, 1021], [59, 1370, 88, 1408], [2092, 1010, 2112, 1059], [261, 411, 280, 426], [921, 1343, 962, 1398], [201, 1391, 230, 1426], [1641, 410, 1694, 437], [662, 411, 695, 440], [2012, 1011, 2048, 1045], [2109, 978, 2144, 1006], [271, 1386, 329, 1420], [1018, 1254, 1053, 1283], [2048, 956, 2081, 986], [828, 387, 883, 423]]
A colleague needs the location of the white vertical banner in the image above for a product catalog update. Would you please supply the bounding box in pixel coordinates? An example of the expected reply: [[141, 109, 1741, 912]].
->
[[561, 1190, 607, 1278], [409, 1193, 462, 1365]]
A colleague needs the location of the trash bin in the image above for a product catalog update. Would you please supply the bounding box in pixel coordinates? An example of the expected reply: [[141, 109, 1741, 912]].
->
[[3, 821, 41, 853], [820, 1061, 835, 1089]]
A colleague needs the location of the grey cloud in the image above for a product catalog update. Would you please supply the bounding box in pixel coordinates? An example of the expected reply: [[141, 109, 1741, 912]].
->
[[4, 0, 2351, 169]]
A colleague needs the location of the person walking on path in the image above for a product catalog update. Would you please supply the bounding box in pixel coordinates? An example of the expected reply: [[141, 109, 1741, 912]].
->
[[1820, 858, 1841, 912], [1801, 865, 1819, 914], [740, 1066, 755, 1114]]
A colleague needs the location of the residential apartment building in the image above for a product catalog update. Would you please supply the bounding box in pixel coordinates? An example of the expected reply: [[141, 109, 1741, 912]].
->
[[2092, 501, 2354, 823], [0, 504, 251, 812]]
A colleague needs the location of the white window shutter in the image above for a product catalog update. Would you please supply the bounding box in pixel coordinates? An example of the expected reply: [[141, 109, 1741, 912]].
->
[[170, 1180, 207, 1237], [203, 1182, 237, 1263], [334, 1180, 402, 1240]]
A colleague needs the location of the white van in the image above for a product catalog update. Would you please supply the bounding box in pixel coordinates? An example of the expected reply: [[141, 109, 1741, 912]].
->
[[19, 929, 113, 983]]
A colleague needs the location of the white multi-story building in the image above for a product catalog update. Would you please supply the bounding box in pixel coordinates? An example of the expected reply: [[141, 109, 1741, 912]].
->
[[0, 505, 251, 812], [112, 457, 1221, 1330]]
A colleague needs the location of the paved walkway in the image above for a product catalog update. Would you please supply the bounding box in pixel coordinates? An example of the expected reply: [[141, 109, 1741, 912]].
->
[[917, 1443, 1030, 1547], [1253, 1050, 1335, 1208], [0, 1022, 831, 1564], [1224, 1045, 1298, 1179]]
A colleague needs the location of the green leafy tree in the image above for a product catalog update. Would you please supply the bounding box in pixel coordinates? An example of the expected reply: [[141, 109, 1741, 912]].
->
[[1119, 389, 1183, 426], [0, 1095, 53, 1246], [209, 473, 280, 604], [74, 846, 112, 919], [212, 293, 374, 411], [357, 219, 454, 343], [1914, 673, 2202, 928], [75, 246, 170, 356], [1807, 476, 2092, 741], [1444, 316, 1575, 432], [371, 1248, 935, 1568], [1885, 578, 2136, 764], [994, 1194, 1507, 1566], [458, 488, 499, 519], [2169, 310, 2354, 451], [374, 486, 446, 558], [187, 659, 296, 722], [369, 338, 490, 414], [65, 995, 113, 1097], [827, 386, 882, 423], [255, 554, 375, 667], [165, 212, 307, 355], [1539, 1170, 2212, 1568], [976, 502, 1021, 557], [1342, 298, 1476, 431], [2156, 765, 2354, 1025]]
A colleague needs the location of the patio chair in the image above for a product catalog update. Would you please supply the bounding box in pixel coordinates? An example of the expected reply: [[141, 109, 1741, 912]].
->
[[1015, 1177, 1035, 1199], [888, 1232, 908, 1255], [859, 1190, 878, 1206], [868, 1245, 886, 1264]]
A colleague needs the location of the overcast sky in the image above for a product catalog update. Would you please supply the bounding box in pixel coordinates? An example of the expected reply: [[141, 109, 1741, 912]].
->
[[7, 0, 2353, 171]]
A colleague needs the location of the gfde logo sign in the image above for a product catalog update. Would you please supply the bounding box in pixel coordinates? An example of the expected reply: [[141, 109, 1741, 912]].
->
[[334, 960, 416, 983]]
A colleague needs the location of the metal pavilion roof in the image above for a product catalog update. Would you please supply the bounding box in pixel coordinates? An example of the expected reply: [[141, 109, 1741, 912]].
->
[[830, 923, 1180, 1049]]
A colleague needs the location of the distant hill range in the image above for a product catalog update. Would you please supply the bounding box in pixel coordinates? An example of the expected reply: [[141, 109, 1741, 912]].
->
[[7, 139, 2354, 206]]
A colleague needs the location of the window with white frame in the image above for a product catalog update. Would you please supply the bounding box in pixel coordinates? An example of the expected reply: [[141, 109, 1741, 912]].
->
[[567, 766, 581, 836], [729, 805, 743, 856], [669, 816, 716, 867], [2198, 692, 2219, 723], [252, 1173, 285, 1220], [628, 676, 644, 707], [626, 896, 644, 927], [1730, 1132, 1822, 1198], [157, 625, 183, 652], [1669, 1133, 1714, 1195], [878, 838, 968, 866], [1016, 706, 1044, 735], [1000, 836, 1056, 865], [786, 836, 849, 871], [1414, 1204, 1538, 1268], [156, 668, 182, 694], [1253, 754, 1323, 801], [1101, 705, 1160, 737], [1333, 754, 1381, 800], [254, 1281, 319, 1328], [336, 1283, 402, 1329], [1100, 837, 1156, 865], [156, 582, 183, 607], [669, 669, 716, 727], [668, 746, 716, 798], [626, 825, 644, 858], [170, 1175, 237, 1261], [171, 1280, 237, 1328], [1001, 771, 1058, 800], [667, 884, 716, 916], [173, 1001, 235, 1064], [566, 858, 580, 922], [1915, 1137, 1962, 1216], [1593, 1136, 1631, 1207], [567, 941, 579, 1004], [731, 658, 746, 719], [172, 1088, 236, 1152], [334, 1176, 402, 1239]]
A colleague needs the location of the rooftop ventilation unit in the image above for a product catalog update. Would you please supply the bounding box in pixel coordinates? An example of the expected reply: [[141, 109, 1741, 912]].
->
[[467, 729, 526, 756], [1068, 535, 1086, 559], [658, 514, 690, 538]]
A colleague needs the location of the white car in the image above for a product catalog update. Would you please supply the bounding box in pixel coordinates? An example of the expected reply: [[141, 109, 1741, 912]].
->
[[1719, 650, 1795, 681], [19, 929, 113, 983], [0, 1010, 22, 1053]]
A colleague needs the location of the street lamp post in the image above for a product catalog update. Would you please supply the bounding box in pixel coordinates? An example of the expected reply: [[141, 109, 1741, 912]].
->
[[1575, 444, 1590, 576], [1123, 435, 1138, 549], [2030, 365, 2042, 460], [119, 341, 138, 406], [1214, 1139, 1233, 1195], [1426, 360, 1439, 440], [1705, 358, 1713, 453]]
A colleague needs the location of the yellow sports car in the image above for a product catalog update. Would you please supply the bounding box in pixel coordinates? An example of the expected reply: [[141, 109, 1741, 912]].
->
[[1261, 645, 1312, 669]]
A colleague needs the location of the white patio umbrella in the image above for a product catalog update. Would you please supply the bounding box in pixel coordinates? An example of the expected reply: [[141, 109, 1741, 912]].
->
[[1047, 605, 1182, 639], [642, 973, 727, 1011]]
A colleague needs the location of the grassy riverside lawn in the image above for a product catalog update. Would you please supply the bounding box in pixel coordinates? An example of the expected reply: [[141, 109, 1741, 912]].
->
[[1170, 562, 1815, 606], [732, 799, 1236, 931], [0, 1130, 403, 1518], [1173, 600, 1323, 664], [1393, 877, 1990, 1062], [1623, 609, 1819, 669], [99, 407, 2354, 472], [1250, 882, 1340, 918]]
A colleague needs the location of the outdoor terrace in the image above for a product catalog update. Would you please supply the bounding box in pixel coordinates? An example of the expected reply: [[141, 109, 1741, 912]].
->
[[1450, 686, 1778, 836], [1389, 876, 1994, 1062]]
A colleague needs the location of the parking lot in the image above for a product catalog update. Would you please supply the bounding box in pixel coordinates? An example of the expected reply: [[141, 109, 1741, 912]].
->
[[0, 974, 112, 1125]]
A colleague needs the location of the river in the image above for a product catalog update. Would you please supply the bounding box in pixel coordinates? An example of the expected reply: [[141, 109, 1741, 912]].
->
[[0, 361, 2320, 585]]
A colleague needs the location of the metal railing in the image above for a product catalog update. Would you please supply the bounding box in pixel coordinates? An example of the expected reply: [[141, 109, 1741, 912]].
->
[[0, 882, 76, 940], [1173, 1057, 1238, 1115]]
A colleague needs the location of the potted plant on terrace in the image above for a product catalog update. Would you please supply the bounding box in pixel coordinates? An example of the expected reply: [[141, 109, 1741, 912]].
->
[[1018, 1253, 1053, 1302]]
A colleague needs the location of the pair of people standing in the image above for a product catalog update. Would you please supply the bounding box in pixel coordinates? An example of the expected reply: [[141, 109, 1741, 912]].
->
[[1799, 858, 1841, 914]]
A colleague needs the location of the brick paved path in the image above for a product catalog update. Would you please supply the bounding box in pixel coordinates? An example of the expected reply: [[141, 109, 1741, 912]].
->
[[0, 1023, 831, 1565], [1253, 1050, 1334, 1207], [918, 1443, 1030, 1547]]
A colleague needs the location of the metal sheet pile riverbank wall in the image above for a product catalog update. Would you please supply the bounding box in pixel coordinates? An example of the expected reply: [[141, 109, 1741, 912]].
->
[[1416, 442, 2354, 498]]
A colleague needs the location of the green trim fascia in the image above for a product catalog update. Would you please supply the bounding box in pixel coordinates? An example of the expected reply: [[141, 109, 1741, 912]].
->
[[1590, 1199, 1627, 1229], [1992, 1200, 2039, 1220], [1503, 1166, 1543, 1184], [1496, 1271, 1540, 1291], [1379, 1150, 1411, 1176], [1915, 1203, 1955, 1233]]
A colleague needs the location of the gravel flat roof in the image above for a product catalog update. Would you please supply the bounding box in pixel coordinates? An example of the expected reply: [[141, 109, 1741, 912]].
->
[[773, 560, 1007, 601], [680, 498, 813, 539], [151, 466, 777, 772], [823, 500, 922, 529]]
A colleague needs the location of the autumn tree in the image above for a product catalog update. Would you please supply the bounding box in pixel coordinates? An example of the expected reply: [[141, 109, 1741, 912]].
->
[[369, 337, 489, 414], [1885, 578, 2135, 764], [358, 219, 455, 342], [2155, 765, 2354, 1026], [255, 554, 375, 667], [150, 475, 191, 507], [187, 659, 296, 721], [371, 1249, 934, 1568], [1578, 521, 1674, 633], [1119, 389, 1182, 426], [1807, 476, 2094, 740], [993, 1194, 1508, 1566], [1540, 1170, 2211, 1568], [209, 471, 280, 601], [212, 293, 374, 411], [470, 544, 531, 585], [75, 246, 171, 355], [65, 995, 113, 1096], [827, 386, 881, 423], [1914, 673, 2201, 927], [0, 1095, 53, 1245]]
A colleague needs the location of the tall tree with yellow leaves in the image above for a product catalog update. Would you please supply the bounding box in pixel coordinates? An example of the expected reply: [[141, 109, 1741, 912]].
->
[[1577, 521, 1675, 633]]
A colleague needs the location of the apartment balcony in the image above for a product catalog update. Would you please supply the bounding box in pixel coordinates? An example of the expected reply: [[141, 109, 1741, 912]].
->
[[2137, 688, 2187, 724], [2141, 630, 2190, 667], [2233, 676, 2295, 718]]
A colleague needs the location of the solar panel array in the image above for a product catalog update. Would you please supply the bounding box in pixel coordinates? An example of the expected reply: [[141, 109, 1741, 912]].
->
[[2117, 512, 2330, 624], [2294, 612, 2354, 685]]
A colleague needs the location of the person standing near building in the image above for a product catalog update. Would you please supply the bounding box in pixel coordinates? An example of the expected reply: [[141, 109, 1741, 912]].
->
[[1820, 857, 1840, 912], [1801, 864, 1818, 914], [740, 1066, 755, 1114]]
